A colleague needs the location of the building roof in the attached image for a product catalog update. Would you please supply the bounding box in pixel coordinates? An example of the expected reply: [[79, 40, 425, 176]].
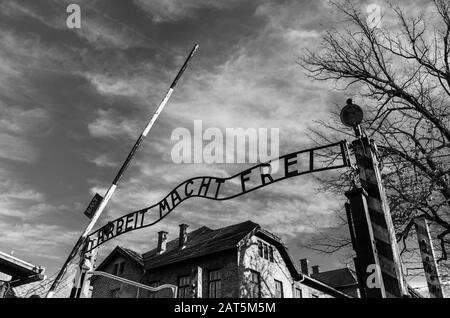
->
[[311, 267, 358, 288], [121, 247, 144, 267], [253, 228, 302, 281], [0, 251, 46, 287], [95, 221, 352, 298], [96, 246, 144, 272], [143, 221, 259, 270]]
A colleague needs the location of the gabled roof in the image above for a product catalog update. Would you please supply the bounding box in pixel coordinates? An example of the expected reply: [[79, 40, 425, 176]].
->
[[254, 228, 302, 281], [311, 267, 358, 288], [96, 246, 144, 271], [121, 247, 144, 267], [143, 221, 259, 270]]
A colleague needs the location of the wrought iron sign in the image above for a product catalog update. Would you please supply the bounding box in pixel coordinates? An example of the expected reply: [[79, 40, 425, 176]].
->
[[85, 140, 350, 252]]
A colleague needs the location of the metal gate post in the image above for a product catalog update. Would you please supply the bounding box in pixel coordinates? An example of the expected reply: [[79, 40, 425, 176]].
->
[[70, 238, 98, 298]]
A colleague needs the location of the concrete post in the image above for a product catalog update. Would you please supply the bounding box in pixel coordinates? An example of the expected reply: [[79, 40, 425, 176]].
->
[[352, 137, 407, 297], [345, 187, 385, 297]]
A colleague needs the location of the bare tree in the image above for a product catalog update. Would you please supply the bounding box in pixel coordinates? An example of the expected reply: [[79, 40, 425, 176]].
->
[[299, 0, 450, 283]]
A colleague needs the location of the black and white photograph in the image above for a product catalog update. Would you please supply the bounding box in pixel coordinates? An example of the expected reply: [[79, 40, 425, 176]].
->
[[0, 0, 449, 308]]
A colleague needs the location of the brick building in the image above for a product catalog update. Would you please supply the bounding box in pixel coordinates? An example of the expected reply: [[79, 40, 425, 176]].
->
[[91, 220, 357, 298]]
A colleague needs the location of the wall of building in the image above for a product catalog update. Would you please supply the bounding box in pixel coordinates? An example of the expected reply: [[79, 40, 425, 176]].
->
[[141, 249, 239, 298], [91, 237, 341, 298], [237, 235, 328, 298], [91, 255, 144, 298]]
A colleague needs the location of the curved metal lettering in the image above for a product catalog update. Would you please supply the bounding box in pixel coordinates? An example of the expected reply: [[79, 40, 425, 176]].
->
[[86, 141, 350, 252]]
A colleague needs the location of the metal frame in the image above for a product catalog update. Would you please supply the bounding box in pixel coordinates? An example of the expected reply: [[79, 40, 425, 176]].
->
[[85, 140, 351, 252]]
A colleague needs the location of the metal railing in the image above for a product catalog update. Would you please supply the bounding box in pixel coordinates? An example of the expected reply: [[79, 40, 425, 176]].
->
[[88, 271, 178, 298]]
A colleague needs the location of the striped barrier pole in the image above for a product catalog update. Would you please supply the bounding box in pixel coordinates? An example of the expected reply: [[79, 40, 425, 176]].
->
[[414, 217, 445, 298], [352, 137, 408, 298], [46, 44, 199, 297], [345, 188, 385, 297]]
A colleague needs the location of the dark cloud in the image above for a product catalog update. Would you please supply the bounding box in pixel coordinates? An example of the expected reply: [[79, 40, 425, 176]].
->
[[0, 0, 427, 278]]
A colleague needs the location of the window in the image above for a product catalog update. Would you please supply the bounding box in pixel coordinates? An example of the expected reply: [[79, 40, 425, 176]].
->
[[249, 270, 260, 298], [178, 275, 191, 298], [111, 288, 120, 298], [258, 241, 263, 257], [258, 241, 274, 263], [113, 261, 125, 276], [295, 288, 303, 298], [208, 269, 222, 298], [149, 281, 160, 298], [275, 280, 283, 298], [263, 244, 268, 260]]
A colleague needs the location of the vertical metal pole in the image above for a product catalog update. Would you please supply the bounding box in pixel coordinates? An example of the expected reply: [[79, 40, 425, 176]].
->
[[79, 246, 98, 298], [353, 257, 366, 298], [352, 137, 407, 297], [345, 187, 385, 297], [46, 44, 199, 297], [70, 238, 98, 298], [414, 217, 445, 298]]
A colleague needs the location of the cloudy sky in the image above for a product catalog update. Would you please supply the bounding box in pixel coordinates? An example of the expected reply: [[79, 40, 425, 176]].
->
[[0, 0, 432, 291]]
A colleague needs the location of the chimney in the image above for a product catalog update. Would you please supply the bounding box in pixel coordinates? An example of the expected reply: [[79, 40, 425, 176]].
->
[[299, 258, 309, 275], [157, 231, 168, 254], [179, 224, 189, 249], [312, 265, 320, 275]]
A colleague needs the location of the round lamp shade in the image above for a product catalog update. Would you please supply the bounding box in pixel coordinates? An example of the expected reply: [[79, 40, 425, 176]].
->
[[340, 99, 363, 127]]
